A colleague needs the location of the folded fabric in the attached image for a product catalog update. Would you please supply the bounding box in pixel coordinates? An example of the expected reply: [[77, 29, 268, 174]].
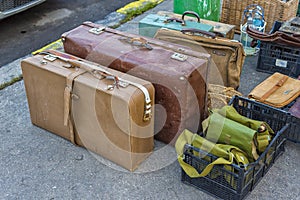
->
[[202, 105, 274, 161]]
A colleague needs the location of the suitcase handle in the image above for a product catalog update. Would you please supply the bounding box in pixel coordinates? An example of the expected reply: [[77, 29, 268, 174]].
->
[[165, 11, 200, 26], [165, 17, 185, 25], [182, 11, 200, 24], [120, 37, 153, 50], [181, 29, 216, 39]]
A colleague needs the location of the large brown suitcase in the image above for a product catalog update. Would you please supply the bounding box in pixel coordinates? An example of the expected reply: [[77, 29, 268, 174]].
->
[[61, 21, 210, 144], [154, 28, 245, 89], [21, 51, 155, 171]]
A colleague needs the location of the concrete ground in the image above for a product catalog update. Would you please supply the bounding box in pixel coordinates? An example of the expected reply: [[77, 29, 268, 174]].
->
[[0, 0, 299, 199]]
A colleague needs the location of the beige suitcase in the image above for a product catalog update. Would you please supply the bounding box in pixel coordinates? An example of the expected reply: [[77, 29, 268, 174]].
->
[[21, 51, 155, 171], [154, 28, 245, 89]]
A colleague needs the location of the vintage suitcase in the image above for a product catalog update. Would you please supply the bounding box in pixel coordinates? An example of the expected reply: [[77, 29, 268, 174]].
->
[[138, 11, 214, 38], [157, 11, 236, 39], [154, 28, 245, 89], [61, 21, 210, 144], [21, 51, 155, 171]]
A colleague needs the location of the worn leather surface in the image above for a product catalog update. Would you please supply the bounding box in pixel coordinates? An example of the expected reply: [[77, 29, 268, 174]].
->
[[289, 98, 300, 118], [248, 72, 300, 108], [154, 28, 245, 89], [21, 54, 155, 171], [62, 22, 209, 145]]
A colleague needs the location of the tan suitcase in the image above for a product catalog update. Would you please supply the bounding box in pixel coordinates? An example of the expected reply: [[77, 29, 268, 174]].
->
[[21, 51, 155, 171], [154, 28, 245, 89], [61, 22, 210, 144]]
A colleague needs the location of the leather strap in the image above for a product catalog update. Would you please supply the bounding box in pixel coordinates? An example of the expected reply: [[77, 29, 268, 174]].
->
[[64, 69, 86, 144], [260, 75, 288, 102], [246, 26, 300, 47], [178, 152, 234, 178]]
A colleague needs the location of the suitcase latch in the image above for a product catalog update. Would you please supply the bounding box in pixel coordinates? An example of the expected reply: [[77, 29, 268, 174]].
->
[[89, 27, 105, 35], [171, 53, 187, 62], [44, 54, 57, 62]]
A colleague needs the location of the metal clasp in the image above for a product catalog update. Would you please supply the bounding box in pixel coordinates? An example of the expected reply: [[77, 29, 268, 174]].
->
[[89, 27, 105, 35], [171, 53, 188, 62], [143, 103, 152, 121], [105, 76, 129, 90], [44, 55, 57, 62]]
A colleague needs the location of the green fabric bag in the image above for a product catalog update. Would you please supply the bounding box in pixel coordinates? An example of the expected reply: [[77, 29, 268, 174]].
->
[[203, 105, 274, 161], [175, 129, 249, 178]]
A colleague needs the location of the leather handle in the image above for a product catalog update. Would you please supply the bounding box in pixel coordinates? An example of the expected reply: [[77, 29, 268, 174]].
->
[[292, 33, 300, 38], [165, 17, 184, 24], [181, 29, 216, 39], [120, 37, 153, 50]]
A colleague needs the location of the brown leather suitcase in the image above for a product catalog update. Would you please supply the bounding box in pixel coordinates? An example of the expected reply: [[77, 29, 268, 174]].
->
[[21, 51, 155, 171], [154, 28, 245, 89], [61, 22, 210, 144]]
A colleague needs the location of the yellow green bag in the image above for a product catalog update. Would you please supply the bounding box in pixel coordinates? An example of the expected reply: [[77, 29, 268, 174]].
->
[[202, 105, 274, 161], [175, 129, 249, 178]]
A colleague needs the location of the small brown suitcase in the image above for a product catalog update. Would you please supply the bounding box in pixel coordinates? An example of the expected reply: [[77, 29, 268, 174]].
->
[[154, 28, 245, 89], [21, 51, 155, 171], [61, 21, 210, 144]]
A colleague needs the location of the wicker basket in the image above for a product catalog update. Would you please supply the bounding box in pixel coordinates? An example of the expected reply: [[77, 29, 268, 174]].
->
[[207, 84, 243, 109], [221, 0, 299, 33]]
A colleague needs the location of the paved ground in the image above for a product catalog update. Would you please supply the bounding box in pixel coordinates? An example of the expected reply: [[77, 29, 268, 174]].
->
[[0, 0, 299, 199], [0, 0, 135, 67]]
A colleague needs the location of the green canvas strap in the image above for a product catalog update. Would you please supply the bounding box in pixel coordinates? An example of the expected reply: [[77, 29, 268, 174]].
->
[[256, 134, 271, 153], [175, 129, 249, 178], [178, 152, 234, 178]]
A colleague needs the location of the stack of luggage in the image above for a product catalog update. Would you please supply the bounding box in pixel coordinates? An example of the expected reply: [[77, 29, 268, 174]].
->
[[21, 1, 300, 199]]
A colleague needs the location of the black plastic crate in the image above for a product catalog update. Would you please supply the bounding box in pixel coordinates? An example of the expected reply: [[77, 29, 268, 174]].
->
[[289, 116, 300, 143], [256, 41, 300, 78], [181, 96, 290, 200]]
